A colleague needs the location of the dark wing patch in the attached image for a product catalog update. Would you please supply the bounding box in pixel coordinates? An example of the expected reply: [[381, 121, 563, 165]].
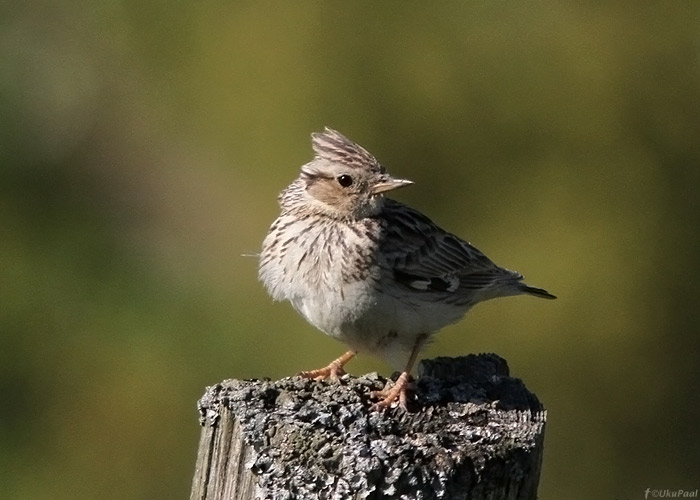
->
[[394, 270, 459, 292]]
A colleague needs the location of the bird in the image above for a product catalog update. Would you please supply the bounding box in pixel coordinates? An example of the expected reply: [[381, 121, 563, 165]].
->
[[258, 128, 556, 410]]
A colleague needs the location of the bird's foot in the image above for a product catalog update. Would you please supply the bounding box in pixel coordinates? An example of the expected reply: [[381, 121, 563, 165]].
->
[[298, 350, 356, 382], [298, 364, 346, 382], [370, 371, 413, 411]]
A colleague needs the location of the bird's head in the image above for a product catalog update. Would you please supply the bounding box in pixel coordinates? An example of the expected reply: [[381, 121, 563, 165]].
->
[[286, 128, 413, 219]]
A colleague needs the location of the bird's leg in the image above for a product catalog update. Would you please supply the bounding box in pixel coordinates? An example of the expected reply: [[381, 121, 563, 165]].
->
[[370, 335, 427, 411], [298, 350, 357, 382]]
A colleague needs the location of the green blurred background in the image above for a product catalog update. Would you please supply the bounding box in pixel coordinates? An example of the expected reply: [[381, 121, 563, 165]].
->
[[2, 2, 699, 499]]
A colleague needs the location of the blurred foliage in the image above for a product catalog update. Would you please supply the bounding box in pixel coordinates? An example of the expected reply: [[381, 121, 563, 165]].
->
[[1, 2, 699, 499]]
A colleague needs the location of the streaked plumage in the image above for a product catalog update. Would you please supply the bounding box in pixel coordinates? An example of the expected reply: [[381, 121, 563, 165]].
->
[[259, 128, 555, 409]]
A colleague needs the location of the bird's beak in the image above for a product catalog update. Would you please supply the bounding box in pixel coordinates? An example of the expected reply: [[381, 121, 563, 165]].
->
[[371, 177, 414, 195]]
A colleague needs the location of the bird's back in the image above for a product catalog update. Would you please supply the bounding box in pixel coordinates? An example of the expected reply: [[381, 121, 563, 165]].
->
[[377, 199, 553, 305]]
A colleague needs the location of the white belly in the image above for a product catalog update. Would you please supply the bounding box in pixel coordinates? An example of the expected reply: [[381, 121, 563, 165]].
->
[[292, 280, 470, 370]]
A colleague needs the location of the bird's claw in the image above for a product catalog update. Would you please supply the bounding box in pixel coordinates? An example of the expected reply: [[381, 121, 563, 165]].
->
[[369, 372, 413, 411], [297, 350, 356, 382], [298, 365, 346, 382]]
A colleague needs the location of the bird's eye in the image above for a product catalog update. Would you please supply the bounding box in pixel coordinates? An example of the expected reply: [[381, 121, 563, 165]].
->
[[337, 174, 353, 187]]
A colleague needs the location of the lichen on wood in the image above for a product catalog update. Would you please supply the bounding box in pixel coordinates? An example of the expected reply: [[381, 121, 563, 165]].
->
[[191, 354, 546, 500]]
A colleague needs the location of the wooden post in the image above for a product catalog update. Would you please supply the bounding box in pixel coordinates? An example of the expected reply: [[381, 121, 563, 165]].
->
[[190, 354, 546, 500]]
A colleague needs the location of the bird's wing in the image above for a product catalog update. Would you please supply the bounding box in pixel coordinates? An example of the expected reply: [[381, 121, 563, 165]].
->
[[379, 200, 521, 293]]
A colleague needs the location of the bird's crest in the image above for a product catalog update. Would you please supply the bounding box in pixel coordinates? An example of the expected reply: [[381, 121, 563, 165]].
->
[[310, 128, 385, 174]]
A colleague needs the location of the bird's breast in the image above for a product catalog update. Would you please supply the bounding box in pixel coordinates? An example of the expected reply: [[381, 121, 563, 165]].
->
[[259, 214, 381, 314]]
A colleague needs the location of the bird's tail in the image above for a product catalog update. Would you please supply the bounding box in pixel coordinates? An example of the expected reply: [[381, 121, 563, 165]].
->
[[520, 284, 557, 300]]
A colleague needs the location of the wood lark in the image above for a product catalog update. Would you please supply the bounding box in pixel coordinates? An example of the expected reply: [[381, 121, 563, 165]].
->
[[259, 128, 556, 410]]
